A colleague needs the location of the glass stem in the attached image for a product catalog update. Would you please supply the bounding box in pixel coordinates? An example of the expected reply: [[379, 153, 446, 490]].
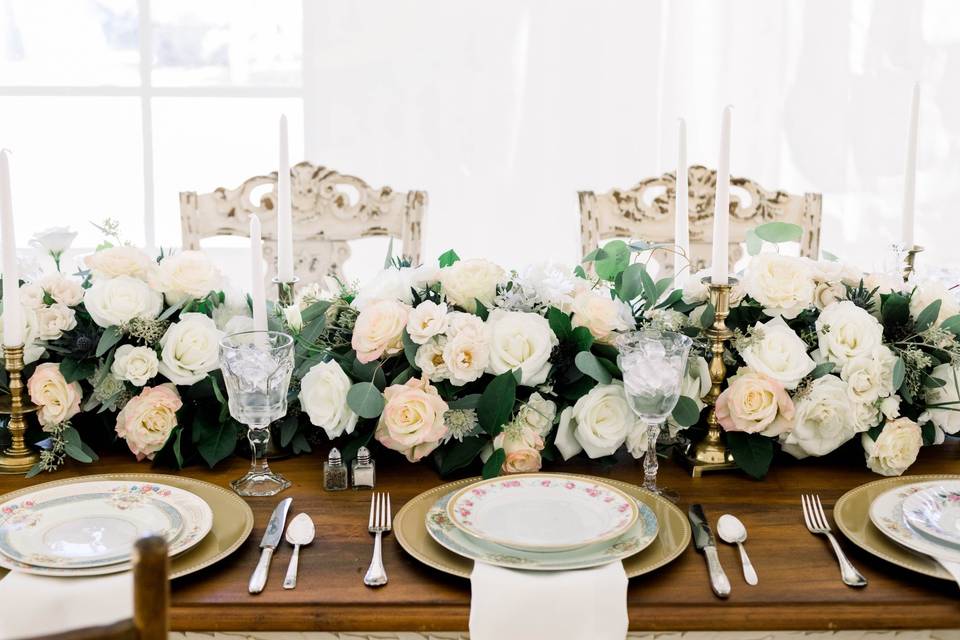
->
[[248, 425, 273, 475], [644, 422, 661, 493]]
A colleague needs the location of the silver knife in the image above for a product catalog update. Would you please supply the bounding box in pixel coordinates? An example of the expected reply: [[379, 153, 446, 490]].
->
[[249, 497, 293, 594], [688, 504, 731, 598]]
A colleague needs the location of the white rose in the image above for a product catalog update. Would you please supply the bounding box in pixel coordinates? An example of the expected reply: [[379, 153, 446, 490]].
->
[[446, 311, 485, 337], [282, 304, 304, 332], [910, 280, 960, 326], [518, 263, 578, 312], [682, 269, 747, 305], [666, 356, 711, 433], [624, 422, 651, 458], [111, 344, 160, 386], [299, 360, 358, 440], [485, 309, 557, 386], [19, 283, 44, 309], [743, 254, 815, 319], [555, 382, 639, 459], [35, 304, 77, 340], [30, 226, 77, 255], [157, 313, 223, 385], [570, 289, 635, 342], [851, 400, 882, 432], [84, 246, 155, 280], [781, 375, 857, 457], [351, 299, 410, 364], [442, 330, 490, 386], [840, 346, 897, 404], [85, 275, 163, 328], [813, 280, 847, 310], [516, 392, 557, 436], [440, 258, 505, 313], [810, 259, 861, 285], [151, 251, 222, 305], [415, 338, 450, 382], [880, 394, 901, 420], [926, 363, 960, 434], [406, 301, 449, 345], [862, 417, 923, 476], [353, 265, 439, 311], [740, 316, 816, 389], [816, 300, 884, 367], [39, 274, 84, 307]]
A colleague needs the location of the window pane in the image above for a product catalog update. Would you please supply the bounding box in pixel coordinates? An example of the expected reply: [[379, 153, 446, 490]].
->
[[0, 97, 143, 247], [0, 0, 139, 85], [151, 0, 302, 86]]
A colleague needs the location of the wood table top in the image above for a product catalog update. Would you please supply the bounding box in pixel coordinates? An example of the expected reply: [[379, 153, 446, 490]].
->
[[3, 442, 960, 633]]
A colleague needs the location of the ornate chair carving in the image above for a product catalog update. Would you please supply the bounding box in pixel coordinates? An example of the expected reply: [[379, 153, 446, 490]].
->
[[180, 161, 427, 290], [578, 165, 821, 273]]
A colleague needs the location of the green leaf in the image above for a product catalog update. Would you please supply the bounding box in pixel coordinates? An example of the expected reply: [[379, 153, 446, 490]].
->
[[192, 414, 240, 468], [482, 448, 506, 479], [866, 423, 884, 442], [892, 357, 906, 390], [439, 437, 487, 475], [940, 314, 960, 337], [278, 414, 300, 448], [390, 366, 415, 386], [726, 431, 774, 479], [547, 307, 572, 340], [921, 421, 937, 446], [158, 298, 186, 321], [291, 432, 312, 455], [915, 299, 942, 332], [447, 394, 482, 410], [403, 330, 420, 370], [383, 237, 395, 269], [438, 249, 460, 268], [700, 302, 716, 329], [809, 362, 835, 380], [582, 247, 607, 263], [62, 426, 93, 463], [618, 263, 646, 302], [671, 396, 701, 427], [570, 326, 595, 352], [573, 265, 587, 279], [754, 221, 803, 244], [170, 429, 185, 468], [923, 373, 947, 389], [821, 250, 839, 262], [477, 371, 517, 436], [745, 229, 763, 256], [347, 382, 386, 419], [881, 292, 910, 326], [95, 325, 123, 357], [60, 358, 96, 383], [574, 351, 613, 385], [301, 300, 331, 324], [474, 299, 489, 321], [595, 240, 630, 281]]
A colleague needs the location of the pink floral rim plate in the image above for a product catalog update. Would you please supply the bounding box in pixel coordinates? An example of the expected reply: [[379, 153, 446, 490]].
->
[[901, 481, 960, 548], [446, 474, 640, 552], [868, 481, 960, 564]]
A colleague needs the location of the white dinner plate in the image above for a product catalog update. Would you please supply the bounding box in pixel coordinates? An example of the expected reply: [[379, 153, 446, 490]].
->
[[0, 480, 213, 570], [869, 481, 960, 563], [446, 474, 639, 552], [902, 481, 960, 548]]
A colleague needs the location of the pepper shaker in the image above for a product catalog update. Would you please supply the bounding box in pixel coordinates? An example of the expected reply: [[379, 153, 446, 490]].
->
[[324, 447, 348, 491], [351, 446, 376, 489]]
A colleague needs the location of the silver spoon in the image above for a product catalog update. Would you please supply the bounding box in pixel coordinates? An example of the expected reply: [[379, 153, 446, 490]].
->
[[717, 514, 758, 586], [283, 513, 315, 590]]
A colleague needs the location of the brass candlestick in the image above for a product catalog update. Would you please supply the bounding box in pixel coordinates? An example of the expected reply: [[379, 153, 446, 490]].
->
[[0, 344, 40, 473], [273, 276, 299, 307], [681, 277, 737, 477], [903, 245, 924, 283]]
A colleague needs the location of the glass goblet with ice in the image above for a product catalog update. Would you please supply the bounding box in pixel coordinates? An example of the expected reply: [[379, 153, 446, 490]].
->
[[219, 331, 295, 497], [616, 330, 692, 496]]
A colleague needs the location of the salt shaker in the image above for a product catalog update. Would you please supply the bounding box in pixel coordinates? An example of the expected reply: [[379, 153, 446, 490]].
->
[[351, 446, 376, 489], [324, 447, 348, 491]]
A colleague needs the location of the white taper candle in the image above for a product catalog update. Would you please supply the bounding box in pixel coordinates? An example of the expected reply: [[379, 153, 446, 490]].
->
[[276, 114, 294, 282], [1, 150, 22, 346], [902, 83, 920, 249], [674, 118, 689, 288], [250, 214, 268, 333], [711, 106, 732, 285]]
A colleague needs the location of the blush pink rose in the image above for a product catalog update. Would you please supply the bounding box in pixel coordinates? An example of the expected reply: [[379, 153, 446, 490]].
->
[[352, 299, 410, 364], [375, 376, 448, 461], [501, 449, 543, 473], [27, 363, 82, 427], [493, 423, 544, 474], [115, 383, 183, 460], [715, 370, 795, 437]]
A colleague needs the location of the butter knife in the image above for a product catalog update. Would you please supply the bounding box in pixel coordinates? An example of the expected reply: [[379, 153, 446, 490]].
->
[[688, 504, 731, 598], [249, 497, 293, 594]]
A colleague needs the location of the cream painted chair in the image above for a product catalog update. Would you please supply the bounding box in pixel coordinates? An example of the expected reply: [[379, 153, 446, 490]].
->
[[578, 165, 821, 273]]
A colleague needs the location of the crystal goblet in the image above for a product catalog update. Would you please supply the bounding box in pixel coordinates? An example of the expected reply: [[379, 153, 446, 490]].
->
[[219, 330, 294, 497]]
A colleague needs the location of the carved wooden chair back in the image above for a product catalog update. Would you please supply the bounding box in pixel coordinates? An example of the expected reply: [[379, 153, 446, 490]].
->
[[23, 536, 169, 640], [180, 161, 427, 292], [578, 165, 821, 273]]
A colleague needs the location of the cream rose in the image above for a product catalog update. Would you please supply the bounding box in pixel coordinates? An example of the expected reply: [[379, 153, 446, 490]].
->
[[743, 254, 816, 319], [926, 363, 960, 434], [862, 417, 923, 476], [406, 301, 449, 345], [151, 250, 222, 305], [555, 382, 639, 459], [18, 283, 44, 309], [442, 330, 489, 386], [570, 289, 634, 342], [115, 384, 183, 460], [84, 245, 155, 280], [816, 300, 884, 367], [440, 258, 505, 313], [27, 363, 82, 427], [493, 423, 544, 474], [299, 360, 358, 440], [111, 344, 160, 386], [715, 370, 794, 436], [516, 392, 557, 436], [781, 375, 856, 457], [352, 299, 410, 364], [39, 274, 84, 307], [85, 275, 163, 328], [485, 309, 557, 386], [840, 346, 897, 405], [739, 316, 816, 389], [910, 280, 960, 326], [157, 313, 223, 385], [375, 376, 449, 462], [35, 304, 77, 341], [415, 338, 450, 382]]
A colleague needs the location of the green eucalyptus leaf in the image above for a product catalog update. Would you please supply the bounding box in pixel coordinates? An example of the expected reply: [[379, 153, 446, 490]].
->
[[595, 240, 630, 281], [915, 299, 942, 333], [347, 382, 386, 419], [547, 307, 572, 340], [754, 221, 803, 244], [439, 437, 487, 475], [482, 448, 506, 479], [809, 362, 835, 380], [940, 314, 960, 337], [726, 431, 774, 479], [95, 326, 123, 357], [745, 229, 763, 256], [574, 351, 613, 385], [671, 396, 701, 427], [892, 357, 906, 390], [700, 302, 716, 329]]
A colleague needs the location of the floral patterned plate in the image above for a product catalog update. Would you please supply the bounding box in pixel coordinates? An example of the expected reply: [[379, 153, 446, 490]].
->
[[428, 489, 657, 571], [0, 481, 213, 570], [446, 474, 639, 552], [868, 480, 960, 565], [902, 482, 960, 548]]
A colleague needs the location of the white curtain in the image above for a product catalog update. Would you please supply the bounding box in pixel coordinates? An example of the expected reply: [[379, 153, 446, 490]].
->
[[302, 0, 958, 284]]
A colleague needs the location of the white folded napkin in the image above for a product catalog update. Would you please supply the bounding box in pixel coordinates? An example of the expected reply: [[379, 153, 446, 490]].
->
[[469, 561, 628, 640], [0, 572, 132, 639]]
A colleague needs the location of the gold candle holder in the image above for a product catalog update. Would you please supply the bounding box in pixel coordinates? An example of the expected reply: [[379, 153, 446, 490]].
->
[[903, 245, 924, 283], [680, 277, 737, 477], [273, 276, 299, 307], [0, 344, 40, 473]]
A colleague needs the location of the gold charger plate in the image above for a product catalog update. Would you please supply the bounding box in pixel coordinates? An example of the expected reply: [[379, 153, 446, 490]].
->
[[0, 473, 254, 580], [395, 473, 690, 579], [834, 473, 960, 581]]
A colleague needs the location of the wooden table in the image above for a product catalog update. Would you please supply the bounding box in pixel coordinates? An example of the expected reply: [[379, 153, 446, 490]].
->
[[3, 442, 960, 634]]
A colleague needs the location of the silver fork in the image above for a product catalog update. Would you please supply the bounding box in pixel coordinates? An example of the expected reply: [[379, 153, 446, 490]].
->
[[364, 492, 391, 587], [801, 494, 867, 587]]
